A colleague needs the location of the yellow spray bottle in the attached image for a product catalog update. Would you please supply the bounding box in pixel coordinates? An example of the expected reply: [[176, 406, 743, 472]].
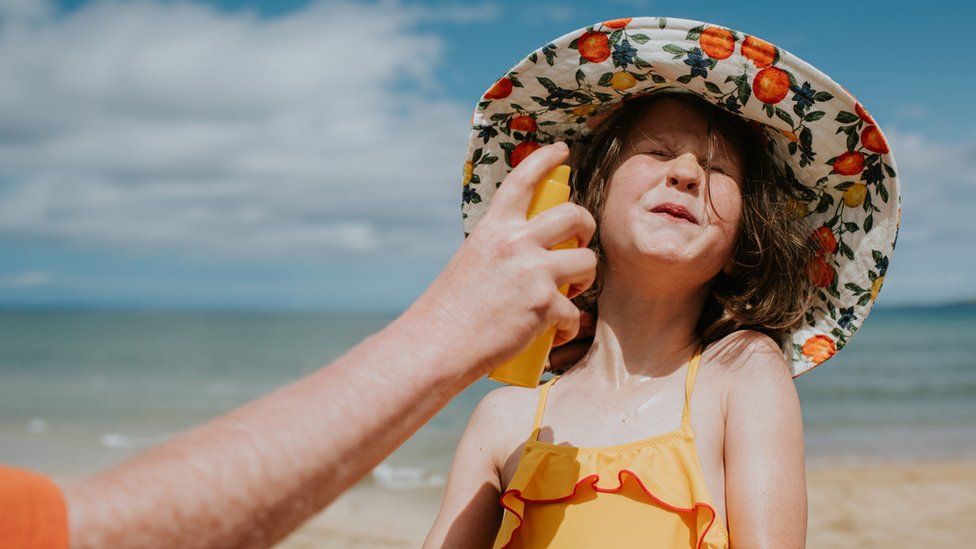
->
[[488, 164, 578, 388]]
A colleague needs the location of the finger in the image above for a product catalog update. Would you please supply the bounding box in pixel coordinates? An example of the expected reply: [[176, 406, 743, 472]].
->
[[552, 307, 593, 346], [489, 142, 569, 221], [526, 202, 597, 251], [547, 248, 598, 295], [575, 310, 596, 338], [551, 295, 582, 351], [566, 277, 594, 300]]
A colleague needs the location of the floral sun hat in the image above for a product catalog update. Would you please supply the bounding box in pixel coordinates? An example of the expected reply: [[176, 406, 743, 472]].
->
[[459, 16, 902, 379]]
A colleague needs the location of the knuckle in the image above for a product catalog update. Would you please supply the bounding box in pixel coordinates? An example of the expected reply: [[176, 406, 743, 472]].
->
[[490, 228, 525, 261], [527, 284, 555, 319], [516, 248, 546, 277], [493, 236, 515, 261], [556, 299, 579, 325]]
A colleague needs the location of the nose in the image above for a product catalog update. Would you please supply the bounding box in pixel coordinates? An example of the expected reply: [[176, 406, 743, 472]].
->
[[665, 152, 703, 193]]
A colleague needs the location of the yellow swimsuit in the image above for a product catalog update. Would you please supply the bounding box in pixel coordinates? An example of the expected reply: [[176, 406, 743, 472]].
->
[[492, 343, 730, 548]]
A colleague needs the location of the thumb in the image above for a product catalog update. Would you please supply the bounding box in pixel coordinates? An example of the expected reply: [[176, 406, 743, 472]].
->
[[489, 141, 569, 221]]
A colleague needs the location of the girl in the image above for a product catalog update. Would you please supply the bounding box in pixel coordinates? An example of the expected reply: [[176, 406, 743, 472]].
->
[[428, 16, 900, 549]]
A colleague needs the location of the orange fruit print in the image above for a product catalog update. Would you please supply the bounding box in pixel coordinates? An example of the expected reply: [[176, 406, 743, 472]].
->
[[741, 35, 776, 68], [578, 31, 611, 63], [833, 151, 865, 176], [752, 66, 790, 104], [699, 26, 735, 59], [860, 125, 889, 154], [509, 115, 537, 133], [802, 334, 837, 364], [485, 77, 513, 100], [855, 102, 876, 124], [603, 18, 632, 29], [812, 226, 838, 255], [807, 256, 836, 288], [510, 141, 541, 167]]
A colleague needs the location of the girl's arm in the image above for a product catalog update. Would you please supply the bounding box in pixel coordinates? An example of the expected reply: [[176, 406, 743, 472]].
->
[[723, 331, 808, 548], [424, 389, 513, 548]]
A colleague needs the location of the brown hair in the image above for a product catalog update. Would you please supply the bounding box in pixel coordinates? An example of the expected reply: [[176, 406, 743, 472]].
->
[[562, 90, 819, 365]]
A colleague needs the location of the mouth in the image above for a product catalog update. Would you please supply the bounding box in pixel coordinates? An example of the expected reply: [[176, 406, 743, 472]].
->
[[649, 202, 698, 224]]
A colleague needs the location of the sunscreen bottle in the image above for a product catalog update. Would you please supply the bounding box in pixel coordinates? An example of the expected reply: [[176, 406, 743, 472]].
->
[[488, 164, 578, 388]]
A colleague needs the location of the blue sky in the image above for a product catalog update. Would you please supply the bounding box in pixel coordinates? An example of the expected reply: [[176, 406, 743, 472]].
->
[[0, 0, 972, 311]]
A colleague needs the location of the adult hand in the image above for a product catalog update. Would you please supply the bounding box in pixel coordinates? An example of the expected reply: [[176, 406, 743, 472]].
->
[[55, 142, 599, 549], [549, 308, 596, 372], [412, 141, 598, 376]]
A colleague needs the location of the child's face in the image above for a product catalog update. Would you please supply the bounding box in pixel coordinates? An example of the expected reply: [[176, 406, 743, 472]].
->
[[600, 96, 744, 287]]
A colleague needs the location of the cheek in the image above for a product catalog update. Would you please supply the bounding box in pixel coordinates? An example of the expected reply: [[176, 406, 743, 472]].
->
[[602, 163, 649, 222], [709, 177, 742, 218], [604, 156, 666, 211], [705, 179, 743, 245]]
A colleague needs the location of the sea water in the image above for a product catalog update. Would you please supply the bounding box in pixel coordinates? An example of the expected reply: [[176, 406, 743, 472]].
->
[[0, 305, 974, 487]]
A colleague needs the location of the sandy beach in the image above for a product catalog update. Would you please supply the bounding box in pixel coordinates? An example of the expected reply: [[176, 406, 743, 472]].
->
[[279, 458, 976, 548]]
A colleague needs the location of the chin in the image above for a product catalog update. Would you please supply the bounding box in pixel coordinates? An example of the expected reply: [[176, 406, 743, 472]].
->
[[632, 236, 693, 265]]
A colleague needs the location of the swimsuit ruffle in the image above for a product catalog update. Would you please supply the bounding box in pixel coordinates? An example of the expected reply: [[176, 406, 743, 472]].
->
[[494, 434, 729, 549]]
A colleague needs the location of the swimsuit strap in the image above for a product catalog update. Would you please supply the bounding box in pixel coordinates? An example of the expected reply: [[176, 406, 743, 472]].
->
[[530, 376, 559, 442], [530, 342, 703, 441], [680, 342, 705, 431]]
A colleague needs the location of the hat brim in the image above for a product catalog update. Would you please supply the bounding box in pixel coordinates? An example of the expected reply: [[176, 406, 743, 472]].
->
[[460, 16, 901, 378]]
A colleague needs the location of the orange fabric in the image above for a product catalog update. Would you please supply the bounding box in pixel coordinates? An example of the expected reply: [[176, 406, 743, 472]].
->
[[493, 343, 730, 548], [0, 465, 69, 549]]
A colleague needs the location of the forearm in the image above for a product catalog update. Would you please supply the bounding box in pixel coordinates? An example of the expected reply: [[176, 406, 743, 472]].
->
[[62, 301, 484, 548], [57, 140, 595, 548]]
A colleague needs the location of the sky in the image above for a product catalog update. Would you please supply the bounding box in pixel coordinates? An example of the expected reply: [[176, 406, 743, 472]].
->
[[0, 0, 972, 312]]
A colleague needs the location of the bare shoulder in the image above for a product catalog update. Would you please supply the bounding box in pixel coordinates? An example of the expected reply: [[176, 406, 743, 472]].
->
[[703, 330, 795, 414], [706, 329, 790, 376], [475, 384, 539, 427], [469, 383, 546, 469]]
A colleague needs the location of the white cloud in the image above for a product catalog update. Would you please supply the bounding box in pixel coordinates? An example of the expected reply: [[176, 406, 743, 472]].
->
[[886, 128, 976, 243], [0, 271, 54, 289], [0, 0, 477, 260], [879, 127, 976, 301]]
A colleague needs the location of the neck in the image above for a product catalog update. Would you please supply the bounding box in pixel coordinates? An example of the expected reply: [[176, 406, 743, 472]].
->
[[571, 276, 708, 389]]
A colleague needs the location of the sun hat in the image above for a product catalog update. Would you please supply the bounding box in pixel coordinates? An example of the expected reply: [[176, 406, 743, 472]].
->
[[458, 16, 902, 379]]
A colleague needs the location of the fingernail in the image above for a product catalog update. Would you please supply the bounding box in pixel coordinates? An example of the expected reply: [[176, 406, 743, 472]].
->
[[554, 141, 568, 151]]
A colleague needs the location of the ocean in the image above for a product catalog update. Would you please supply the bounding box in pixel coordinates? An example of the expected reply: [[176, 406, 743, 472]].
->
[[1, 305, 974, 489]]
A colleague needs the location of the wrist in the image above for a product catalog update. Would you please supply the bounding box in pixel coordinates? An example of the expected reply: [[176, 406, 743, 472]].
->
[[375, 299, 487, 396]]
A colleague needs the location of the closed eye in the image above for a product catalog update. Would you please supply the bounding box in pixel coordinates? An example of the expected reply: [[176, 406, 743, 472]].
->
[[648, 150, 728, 174]]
